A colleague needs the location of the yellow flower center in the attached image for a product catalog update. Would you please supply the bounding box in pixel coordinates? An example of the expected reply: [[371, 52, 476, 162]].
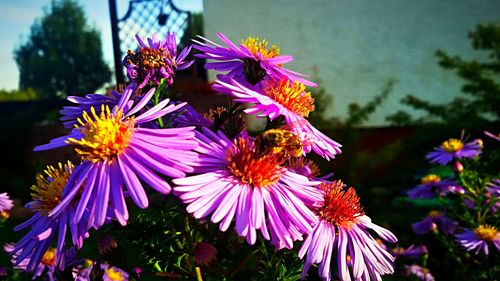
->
[[441, 138, 464, 152], [0, 211, 9, 219], [31, 162, 73, 215], [106, 268, 125, 281], [67, 106, 135, 163], [41, 248, 57, 267], [421, 174, 441, 184], [263, 79, 315, 117], [474, 225, 498, 241], [427, 210, 441, 218], [316, 181, 364, 229], [226, 138, 283, 187], [241, 37, 280, 59]]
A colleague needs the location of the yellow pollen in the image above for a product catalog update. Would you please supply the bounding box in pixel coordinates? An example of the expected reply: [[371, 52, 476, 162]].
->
[[41, 248, 57, 267], [67, 106, 135, 163], [264, 79, 315, 117], [421, 174, 441, 184], [106, 268, 125, 281], [226, 138, 283, 187], [241, 37, 280, 58], [474, 225, 498, 241], [441, 138, 464, 152], [31, 162, 73, 215]]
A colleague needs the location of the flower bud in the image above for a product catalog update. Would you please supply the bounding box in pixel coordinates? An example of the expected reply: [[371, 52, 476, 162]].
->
[[453, 161, 464, 174]]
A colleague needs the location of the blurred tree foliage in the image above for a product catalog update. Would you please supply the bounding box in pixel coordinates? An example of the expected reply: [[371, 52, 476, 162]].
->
[[14, 0, 111, 99], [0, 88, 39, 101], [386, 23, 500, 131]]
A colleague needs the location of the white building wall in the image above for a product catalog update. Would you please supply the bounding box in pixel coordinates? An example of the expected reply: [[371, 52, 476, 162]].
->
[[202, 0, 500, 126]]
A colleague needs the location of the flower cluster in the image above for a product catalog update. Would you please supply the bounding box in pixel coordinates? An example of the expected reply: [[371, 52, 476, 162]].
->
[[399, 132, 499, 280], [5, 32, 398, 281]]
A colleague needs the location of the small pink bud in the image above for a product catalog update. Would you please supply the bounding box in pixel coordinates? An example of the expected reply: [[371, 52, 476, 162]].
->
[[453, 161, 464, 174]]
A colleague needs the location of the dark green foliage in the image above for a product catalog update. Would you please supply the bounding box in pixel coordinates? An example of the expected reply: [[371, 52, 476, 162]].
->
[[14, 0, 111, 98], [386, 23, 500, 129]]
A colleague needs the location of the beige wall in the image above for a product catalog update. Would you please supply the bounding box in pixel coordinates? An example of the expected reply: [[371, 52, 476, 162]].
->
[[202, 0, 500, 126]]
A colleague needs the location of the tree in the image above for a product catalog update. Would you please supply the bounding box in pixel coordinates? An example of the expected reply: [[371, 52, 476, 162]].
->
[[14, 0, 111, 99], [386, 23, 500, 130]]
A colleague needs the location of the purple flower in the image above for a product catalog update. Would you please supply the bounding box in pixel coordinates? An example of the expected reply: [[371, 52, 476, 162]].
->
[[173, 129, 323, 249], [426, 137, 482, 165], [0, 192, 13, 212], [393, 244, 428, 259], [486, 179, 500, 197], [0, 266, 7, 277], [484, 130, 500, 141], [404, 265, 435, 281], [123, 33, 193, 88], [412, 211, 458, 235], [33, 84, 198, 228], [72, 259, 93, 281], [456, 225, 500, 255], [101, 263, 129, 281], [407, 174, 461, 199], [299, 181, 397, 281], [9, 162, 90, 273], [60, 90, 121, 129], [213, 76, 341, 160], [194, 33, 316, 86], [5, 243, 58, 281]]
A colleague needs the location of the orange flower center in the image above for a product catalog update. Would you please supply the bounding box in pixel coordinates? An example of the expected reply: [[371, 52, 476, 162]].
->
[[31, 162, 73, 215], [226, 138, 283, 187], [441, 138, 464, 152], [263, 79, 315, 117], [474, 225, 497, 241], [66, 106, 135, 163], [420, 174, 441, 184], [127, 47, 171, 69], [316, 181, 364, 228], [41, 248, 57, 267], [241, 37, 280, 59]]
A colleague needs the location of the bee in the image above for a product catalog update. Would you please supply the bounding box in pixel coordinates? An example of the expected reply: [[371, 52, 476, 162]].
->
[[254, 129, 303, 159]]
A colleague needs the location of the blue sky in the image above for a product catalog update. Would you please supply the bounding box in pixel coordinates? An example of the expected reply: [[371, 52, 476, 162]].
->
[[0, 0, 202, 90]]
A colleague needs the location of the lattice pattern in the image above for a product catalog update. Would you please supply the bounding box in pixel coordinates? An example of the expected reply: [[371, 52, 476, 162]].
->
[[117, 0, 190, 58]]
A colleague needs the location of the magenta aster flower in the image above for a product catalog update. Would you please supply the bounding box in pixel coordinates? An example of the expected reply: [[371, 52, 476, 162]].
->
[[173, 128, 323, 249], [194, 33, 316, 86], [213, 76, 341, 160], [484, 130, 500, 141], [456, 225, 500, 255], [299, 181, 397, 281], [9, 162, 90, 272], [124, 33, 193, 88], [426, 137, 482, 165], [407, 174, 461, 199], [412, 211, 457, 235], [34, 85, 198, 228], [404, 265, 435, 281]]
